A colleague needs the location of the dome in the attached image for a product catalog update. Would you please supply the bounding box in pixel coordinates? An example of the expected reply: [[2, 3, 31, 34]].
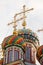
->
[[2, 28, 39, 51], [18, 28, 39, 48], [36, 45, 43, 62], [2, 35, 26, 51]]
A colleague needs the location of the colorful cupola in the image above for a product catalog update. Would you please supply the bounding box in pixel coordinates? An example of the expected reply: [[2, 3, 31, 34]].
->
[[2, 35, 25, 51], [36, 45, 43, 65], [18, 28, 39, 49], [0, 5, 42, 65]]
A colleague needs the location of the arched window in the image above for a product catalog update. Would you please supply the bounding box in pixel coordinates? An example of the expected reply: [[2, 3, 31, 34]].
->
[[14, 50, 19, 61], [24, 45, 31, 62], [25, 47, 31, 61], [8, 50, 13, 63]]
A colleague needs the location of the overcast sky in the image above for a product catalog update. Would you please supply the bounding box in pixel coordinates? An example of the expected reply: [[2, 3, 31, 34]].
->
[[0, 0, 43, 64]]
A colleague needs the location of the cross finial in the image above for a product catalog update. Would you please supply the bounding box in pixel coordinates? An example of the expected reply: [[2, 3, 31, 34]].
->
[[8, 5, 34, 35], [22, 5, 26, 29], [22, 5, 34, 29], [13, 14, 17, 34], [37, 29, 43, 32]]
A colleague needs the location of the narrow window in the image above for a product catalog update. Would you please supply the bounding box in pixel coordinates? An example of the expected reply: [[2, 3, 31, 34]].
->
[[24, 46, 31, 62], [8, 50, 13, 63], [14, 50, 19, 61]]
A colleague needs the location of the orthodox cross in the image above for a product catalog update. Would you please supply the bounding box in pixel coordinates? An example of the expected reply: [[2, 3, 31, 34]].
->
[[8, 5, 34, 34], [37, 28, 43, 32]]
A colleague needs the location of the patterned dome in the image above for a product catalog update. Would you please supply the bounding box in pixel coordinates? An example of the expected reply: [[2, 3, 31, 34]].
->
[[18, 28, 39, 48], [2, 35, 26, 51], [36, 45, 43, 62], [2, 28, 39, 51]]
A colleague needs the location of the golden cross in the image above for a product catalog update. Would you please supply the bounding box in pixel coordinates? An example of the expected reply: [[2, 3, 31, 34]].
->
[[23, 5, 25, 22], [22, 5, 26, 29], [8, 5, 34, 34], [37, 29, 43, 32], [13, 14, 17, 32]]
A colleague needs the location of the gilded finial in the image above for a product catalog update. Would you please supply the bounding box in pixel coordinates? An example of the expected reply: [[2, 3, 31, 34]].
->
[[22, 5, 26, 29], [8, 5, 34, 35], [22, 5, 34, 29], [13, 14, 18, 35]]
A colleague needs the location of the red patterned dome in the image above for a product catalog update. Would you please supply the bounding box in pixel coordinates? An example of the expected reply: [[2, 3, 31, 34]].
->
[[36, 45, 43, 63], [2, 35, 26, 51]]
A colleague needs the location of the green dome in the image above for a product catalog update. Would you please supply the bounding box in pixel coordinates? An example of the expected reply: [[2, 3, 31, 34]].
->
[[18, 28, 39, 48]]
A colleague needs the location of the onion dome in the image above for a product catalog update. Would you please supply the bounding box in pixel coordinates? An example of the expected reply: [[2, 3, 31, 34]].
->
[[2, 35, 26, 52], [18, 28, 39, 49], [36, 45, 43, 64]]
